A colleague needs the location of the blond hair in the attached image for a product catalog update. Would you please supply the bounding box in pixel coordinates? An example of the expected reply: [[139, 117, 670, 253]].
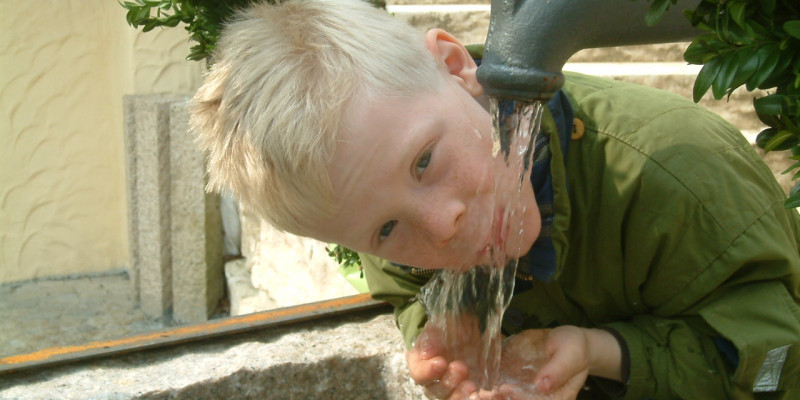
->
[[190, 0, 441, 236]]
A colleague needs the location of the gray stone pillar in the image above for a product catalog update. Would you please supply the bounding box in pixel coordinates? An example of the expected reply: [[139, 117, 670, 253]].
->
[[169, 100, 224, 323], [123, 95, 177, 319], [123, 94, 223, 322]]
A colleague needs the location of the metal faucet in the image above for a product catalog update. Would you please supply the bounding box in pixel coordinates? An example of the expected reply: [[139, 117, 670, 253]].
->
[[476, 0, 702, 101]]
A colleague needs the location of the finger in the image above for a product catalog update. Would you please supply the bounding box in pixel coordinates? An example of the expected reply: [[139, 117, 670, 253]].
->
[[496, 384, 534, 400], [416, 327, 447, 360], [533, 344, 586, 394], [407, 351, 448, 385], [424, 361, 469, 399], [447, 378, 478, 400]]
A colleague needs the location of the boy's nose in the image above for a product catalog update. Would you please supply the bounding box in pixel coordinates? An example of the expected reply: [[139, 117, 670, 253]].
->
[[417, 199, 465, 248]]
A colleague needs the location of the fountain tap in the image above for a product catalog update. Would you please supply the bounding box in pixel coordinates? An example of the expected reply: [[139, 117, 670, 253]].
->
[[476, 0, 702, 101]]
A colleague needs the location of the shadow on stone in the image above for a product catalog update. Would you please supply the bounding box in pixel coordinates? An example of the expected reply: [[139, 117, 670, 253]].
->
[[133, 355, 392, 400]]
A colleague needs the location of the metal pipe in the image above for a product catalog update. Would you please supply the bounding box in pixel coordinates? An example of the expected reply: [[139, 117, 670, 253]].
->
[[477, 0, 702, 101]]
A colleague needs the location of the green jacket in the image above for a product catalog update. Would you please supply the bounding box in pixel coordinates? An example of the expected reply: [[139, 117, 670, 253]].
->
[[361, 72, 800, 399]]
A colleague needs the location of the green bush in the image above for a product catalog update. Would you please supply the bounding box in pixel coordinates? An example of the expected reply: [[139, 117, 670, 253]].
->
[[122, 0, 384, 62], [121, 0, 260, 62], [644, 0, 800, 206]]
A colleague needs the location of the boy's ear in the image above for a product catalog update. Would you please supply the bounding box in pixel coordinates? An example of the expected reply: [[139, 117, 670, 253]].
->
[[424, 29, 483, 97]]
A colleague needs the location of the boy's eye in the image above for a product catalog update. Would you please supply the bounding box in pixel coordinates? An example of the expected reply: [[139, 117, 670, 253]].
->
[[379, 220, 397, 242], [415, 149, 432, 178]]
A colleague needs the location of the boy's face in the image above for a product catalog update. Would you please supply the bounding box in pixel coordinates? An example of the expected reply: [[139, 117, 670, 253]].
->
[[316, 73, 542, 270]]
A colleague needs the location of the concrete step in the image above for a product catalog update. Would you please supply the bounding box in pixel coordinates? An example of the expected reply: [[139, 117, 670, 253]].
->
[[571, 42, 690, 63], [386, 3, 690, 62], [388, 0, 489, 6], [386, 3, 491, 45]]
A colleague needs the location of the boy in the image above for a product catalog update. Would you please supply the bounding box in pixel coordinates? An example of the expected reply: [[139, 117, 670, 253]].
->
[[189, 0, 800, 398]]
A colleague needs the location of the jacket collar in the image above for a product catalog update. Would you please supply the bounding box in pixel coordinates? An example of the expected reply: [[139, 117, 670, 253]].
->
[[516, 90, 573, 282]]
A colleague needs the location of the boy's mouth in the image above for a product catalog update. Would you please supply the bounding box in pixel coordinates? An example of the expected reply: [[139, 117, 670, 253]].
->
[[477, 207, 507, 261], [493, 207, 506, 251]]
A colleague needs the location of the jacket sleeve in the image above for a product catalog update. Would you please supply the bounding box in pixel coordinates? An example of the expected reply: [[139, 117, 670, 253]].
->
[[559, 72, 800, 399], [604, 200, 800, 400], [360, 253, 431, 349]]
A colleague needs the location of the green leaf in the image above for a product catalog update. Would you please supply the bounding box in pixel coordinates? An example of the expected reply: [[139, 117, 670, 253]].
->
[[779, 37, 792, 51], [755, 97, 782, 127], [755, 95, 786, 116], [135, 6, 151, 22], [783, 160, 800, 175], [759, 0, 776, 15], [728, 1, 748, 29], [786, 96, 800, 117], [751, 45, 781, 89], [694, 56, 721, 102], [756, 127, 778, 149], [784, 21, 800, 40], [747, 20, 775, 42], [163, 15, 181, 27], [684, 9, 712, 31], [645, 0, 671, 26], [712, 54, 738, 100], [684, 39, 711, 65], [142, 19, 160, 32], [722, 15, 754, 45], [763, 129, 796, 152], [729, 47, 758, 91], [182, 0, 195, 15], [785, 184, 800, 208], [785, 113, 800, 131]]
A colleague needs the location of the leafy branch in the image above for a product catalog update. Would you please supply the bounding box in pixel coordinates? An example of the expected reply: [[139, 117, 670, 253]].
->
[[326, 245, 363, 270], [121, 0, 271, 61], [642, 0, 800, 207]]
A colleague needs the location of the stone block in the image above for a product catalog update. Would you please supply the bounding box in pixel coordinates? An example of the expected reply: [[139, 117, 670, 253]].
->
[[388, 0, 489, 5], [388, 4, 490, 45], [224, 258, 267, 315], [570, 42, 691, 63], [122, 97, 140, 300], [0, 312, 427, 400], [169, 100, 225, 323], [230, 212, 358, 316], [124, 95, 225, 322], [124, 94, 182, 319]]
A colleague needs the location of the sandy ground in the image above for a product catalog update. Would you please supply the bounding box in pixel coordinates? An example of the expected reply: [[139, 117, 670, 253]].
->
[[0, 272, 169, 358]]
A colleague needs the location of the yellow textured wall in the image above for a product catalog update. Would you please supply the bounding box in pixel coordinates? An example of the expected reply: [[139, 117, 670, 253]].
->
[[0, 1, 202, 283]]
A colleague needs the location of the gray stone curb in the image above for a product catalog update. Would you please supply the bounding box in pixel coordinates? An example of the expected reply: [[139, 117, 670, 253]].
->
[[0, 312, 425, 400]]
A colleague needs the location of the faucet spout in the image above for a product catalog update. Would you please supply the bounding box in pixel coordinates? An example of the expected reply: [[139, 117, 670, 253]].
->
[[476, 0, 702, 101]]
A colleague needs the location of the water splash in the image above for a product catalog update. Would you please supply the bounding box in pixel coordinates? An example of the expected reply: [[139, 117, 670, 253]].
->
[[419, 98, 545, 393]]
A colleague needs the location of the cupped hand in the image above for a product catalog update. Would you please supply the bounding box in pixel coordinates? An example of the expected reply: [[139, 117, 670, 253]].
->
[[487, 327, 590, 400], [408, 315, 504, 400]]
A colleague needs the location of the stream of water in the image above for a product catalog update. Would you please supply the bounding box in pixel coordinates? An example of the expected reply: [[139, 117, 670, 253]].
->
[[419, 98, 545, 396]]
